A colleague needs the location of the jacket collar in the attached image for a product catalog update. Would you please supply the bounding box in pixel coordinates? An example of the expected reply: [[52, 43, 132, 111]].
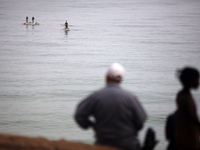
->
[[106, 82, 121, 88]]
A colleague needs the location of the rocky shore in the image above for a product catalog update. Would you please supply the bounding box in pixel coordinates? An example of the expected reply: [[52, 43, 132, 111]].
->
[[0, 133, 118, 150]]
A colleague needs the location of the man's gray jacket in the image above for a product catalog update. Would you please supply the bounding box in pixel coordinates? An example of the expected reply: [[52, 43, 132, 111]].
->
[[75, 83, 147, 150]]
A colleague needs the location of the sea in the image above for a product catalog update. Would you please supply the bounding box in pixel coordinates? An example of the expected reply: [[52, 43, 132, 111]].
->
[[0, 0, 200, 149]]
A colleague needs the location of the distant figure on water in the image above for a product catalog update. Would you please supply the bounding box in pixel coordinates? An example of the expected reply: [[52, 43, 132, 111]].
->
[[24, 16, 39, 25], [65, 20, 68, 29], [165, 67, 200, 150], [32, 17, 35, 24], [26, 16, 28, 23], [74, 63, 147, 150]]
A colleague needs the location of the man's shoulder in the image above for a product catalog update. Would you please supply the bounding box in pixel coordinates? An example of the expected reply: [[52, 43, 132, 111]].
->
[[90, 85, 137, 99], [120, 87, 137, 96], [88, 86, 107, 96]]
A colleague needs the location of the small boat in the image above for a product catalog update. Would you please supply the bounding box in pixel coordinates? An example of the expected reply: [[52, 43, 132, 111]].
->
[[23, 22, 40, 25], [64, 27, 70, 31], [23, 17, 39, 25]]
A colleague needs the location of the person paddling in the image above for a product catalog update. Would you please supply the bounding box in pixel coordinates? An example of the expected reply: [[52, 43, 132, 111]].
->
[[32, 17, 35, 24], [65, 20, 69, 29]]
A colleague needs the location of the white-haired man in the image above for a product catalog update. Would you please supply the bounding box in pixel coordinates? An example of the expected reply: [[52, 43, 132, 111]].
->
[[74, 63, 147, 150]]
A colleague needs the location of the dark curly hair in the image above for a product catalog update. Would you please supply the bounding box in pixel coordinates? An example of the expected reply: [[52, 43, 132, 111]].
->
[[177, 67, 199, 87]]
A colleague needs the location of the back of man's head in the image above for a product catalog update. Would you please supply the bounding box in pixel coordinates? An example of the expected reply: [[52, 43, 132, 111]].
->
[[106, 63, 125, 83]]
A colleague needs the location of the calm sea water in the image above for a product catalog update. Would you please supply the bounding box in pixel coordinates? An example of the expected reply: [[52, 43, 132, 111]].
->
[[0, 0, 200, 149]]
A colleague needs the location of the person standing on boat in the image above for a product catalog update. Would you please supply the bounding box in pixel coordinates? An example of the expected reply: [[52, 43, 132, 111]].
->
[[26, 16, 28, 23], [74, 63, 147, 150], [65, 20, 68, 29], [32, 17, 35, 24]]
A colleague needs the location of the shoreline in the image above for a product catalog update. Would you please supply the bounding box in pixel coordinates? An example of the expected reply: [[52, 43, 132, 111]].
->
[[0, 133, 118, 150]]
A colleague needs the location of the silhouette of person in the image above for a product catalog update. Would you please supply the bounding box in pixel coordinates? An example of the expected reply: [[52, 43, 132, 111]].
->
[[74, 63, 147, 150], [170, 67, 200, 150], [65, 20, 68, 29], [26, 16, 28, 23], [165, 111, 178, 150], [32, 17, 35, 25]]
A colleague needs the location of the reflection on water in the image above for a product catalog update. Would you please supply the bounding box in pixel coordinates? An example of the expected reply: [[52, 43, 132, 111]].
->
[[64, 29, 69, 35]]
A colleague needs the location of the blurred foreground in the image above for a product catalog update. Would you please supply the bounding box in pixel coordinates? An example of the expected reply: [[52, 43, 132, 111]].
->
[[0, 133, 118, 150]]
